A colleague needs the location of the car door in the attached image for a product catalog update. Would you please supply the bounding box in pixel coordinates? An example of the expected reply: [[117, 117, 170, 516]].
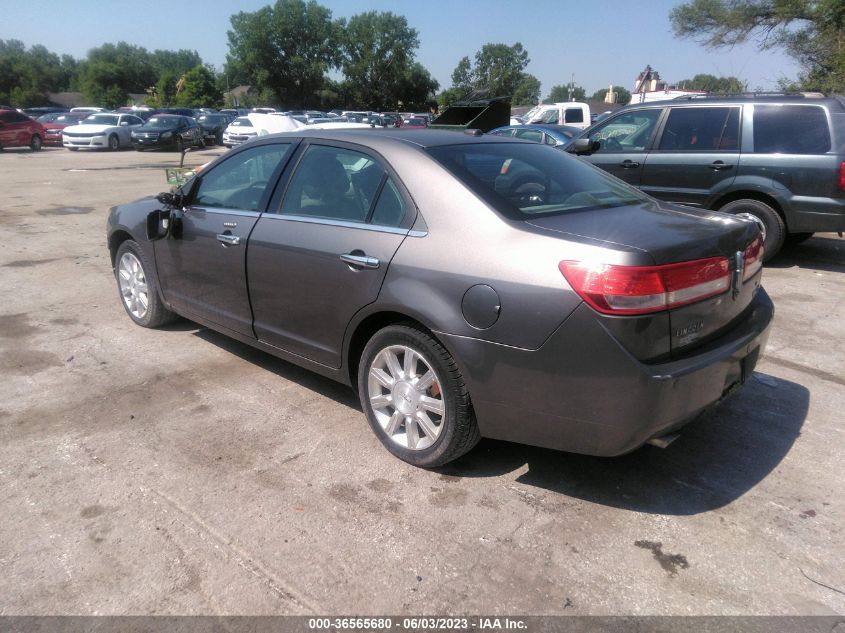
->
[[572, 108, 663, 185], [638, 105, 740, 207], [154, 141, 297, 335], [118, 115, 142, 145], [0, 112, 14, 146], [247, 142, 413, 368]]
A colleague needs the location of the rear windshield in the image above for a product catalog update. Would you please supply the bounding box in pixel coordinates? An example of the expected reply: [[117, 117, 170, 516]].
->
[[753, 105, 831, 154], [426, 142, 650, 219], [145, 117, 179, 129]]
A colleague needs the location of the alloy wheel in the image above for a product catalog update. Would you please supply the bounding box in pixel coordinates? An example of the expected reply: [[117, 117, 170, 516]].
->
[[367, 345, 445, 450], [118, 252, 149, 319]]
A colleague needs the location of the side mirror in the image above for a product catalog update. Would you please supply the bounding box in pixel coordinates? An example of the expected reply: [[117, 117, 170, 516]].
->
[[570, 138, 599, 154], [156, 191, 182, 207]]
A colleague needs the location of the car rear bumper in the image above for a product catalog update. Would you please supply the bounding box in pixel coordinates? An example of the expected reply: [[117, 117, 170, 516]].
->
[[785, 197, 845, 232], [439, 289, 774, 456]]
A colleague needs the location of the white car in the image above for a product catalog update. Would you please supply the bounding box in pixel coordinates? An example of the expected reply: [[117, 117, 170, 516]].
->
[[62, 113, 144, 151], [222, 117, 258, 147]]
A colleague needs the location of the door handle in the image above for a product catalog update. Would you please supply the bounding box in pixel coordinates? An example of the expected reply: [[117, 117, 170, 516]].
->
[[340, 253, 380, 269], [216, 233, 241, 246], [710, 161, 733, 171], [619, 160, 640, 169]]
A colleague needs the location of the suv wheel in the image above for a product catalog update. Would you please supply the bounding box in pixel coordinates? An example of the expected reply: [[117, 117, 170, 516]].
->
[[358, 324, 480, 467], [719, 198, 785, 262]]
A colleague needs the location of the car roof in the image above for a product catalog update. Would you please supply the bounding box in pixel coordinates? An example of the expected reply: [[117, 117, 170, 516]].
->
[[266, 128, 527, 149], [624, 94, 845, 111]]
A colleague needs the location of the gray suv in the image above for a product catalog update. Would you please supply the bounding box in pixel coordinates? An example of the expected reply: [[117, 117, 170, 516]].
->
[[569, 95, 845, 259]]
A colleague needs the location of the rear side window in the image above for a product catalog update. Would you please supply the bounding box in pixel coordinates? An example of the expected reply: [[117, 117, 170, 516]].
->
[[753, 105, 830, 154], [564, 108, 584, 124], [659, 107, 740, 151]]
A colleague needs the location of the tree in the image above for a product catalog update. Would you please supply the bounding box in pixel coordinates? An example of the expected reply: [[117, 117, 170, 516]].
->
[[340, 11, 420, 110], [395, 63, 439, 110], [591, 86, 632, 104], [77, 42, 158, 107], [451, 56, 473, 93], [472, 43, 530, 97], [175, 65, 223, 107], [225, 0, 340, 107], [670, 0, 845, 93], [676, 73, 746, 93], [151, 49, 203, 77], [0, 39, 70, 106], [544, 83, 586, 103], [513, 74, 541, 105]]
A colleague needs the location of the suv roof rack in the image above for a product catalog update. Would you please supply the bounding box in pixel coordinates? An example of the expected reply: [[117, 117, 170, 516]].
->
[[671, 92, 826, 101]]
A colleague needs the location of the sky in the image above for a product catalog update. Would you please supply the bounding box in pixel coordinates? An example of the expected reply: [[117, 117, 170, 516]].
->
[[2, 0, 801, 98]]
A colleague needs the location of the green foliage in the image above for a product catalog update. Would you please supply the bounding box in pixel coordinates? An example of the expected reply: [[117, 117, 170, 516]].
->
[[591, 86, 632, 104], [151, 49, 203, 77], [451, 57, 473, 93], [544, 84, 586, 103], [444, 43, 537, 104], [225, 0, 340, 108], [339, 11, 421, 110], [676, 73, 747, 93], [472, 43, 530, 97], [670, 0, 845, 92], [174, 65, 223, 107], [513, 74, 541, 105], [0, 39, 70, 106]]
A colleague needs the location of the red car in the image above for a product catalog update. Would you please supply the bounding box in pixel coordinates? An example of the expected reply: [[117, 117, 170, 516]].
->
[[0, 109, 45, 150], [38, 112, 89, 147]]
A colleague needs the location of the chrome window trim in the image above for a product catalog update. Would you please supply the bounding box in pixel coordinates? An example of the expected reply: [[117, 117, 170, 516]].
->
[[260, 212, 427, 236], [188, 206, 261, 218]]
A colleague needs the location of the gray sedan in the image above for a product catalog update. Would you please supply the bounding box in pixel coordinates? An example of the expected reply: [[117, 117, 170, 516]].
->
[[107, 129, 772, 467]]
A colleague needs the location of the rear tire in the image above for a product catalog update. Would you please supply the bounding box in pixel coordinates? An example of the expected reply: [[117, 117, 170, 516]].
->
[[358, 324, 480, 467], [30, 135, 42, 151], [719, 198, 785, 262], [114, 240, 177, 328]]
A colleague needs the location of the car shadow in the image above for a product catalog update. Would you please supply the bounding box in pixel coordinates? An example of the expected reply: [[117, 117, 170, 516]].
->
[[178, 324, 808, 516], [438, 372, 809, 516], [190, 326, 361, 410], [769, 234, 844, 274]]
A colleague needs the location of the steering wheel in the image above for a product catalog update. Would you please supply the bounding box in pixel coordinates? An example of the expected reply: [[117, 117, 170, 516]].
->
[[602, 137, 623, 152], [511, 181, 547, 206]]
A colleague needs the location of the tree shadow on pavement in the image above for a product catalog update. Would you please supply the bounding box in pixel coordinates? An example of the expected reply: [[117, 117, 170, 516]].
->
[[439, 372, 809, 516]]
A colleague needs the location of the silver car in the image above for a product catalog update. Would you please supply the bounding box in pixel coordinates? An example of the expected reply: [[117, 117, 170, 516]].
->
[[107, 129, 772, 467]]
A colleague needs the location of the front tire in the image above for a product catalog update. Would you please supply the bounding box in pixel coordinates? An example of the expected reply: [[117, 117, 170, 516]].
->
[[358, 324, 480, 467], [108, 134, 119, 151], [114, 240, 177, 328], [719, 198, 785, 262], [30, 134, 42, 151], [174, 137, 184, 152]]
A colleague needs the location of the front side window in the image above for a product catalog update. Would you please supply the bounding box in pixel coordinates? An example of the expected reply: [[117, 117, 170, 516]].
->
[[194, 143, 294, 211], [537, 109, 559, 124], [659, 107, 740, 151], [753, 105, 831, 154], [588, 109, 662, 153]]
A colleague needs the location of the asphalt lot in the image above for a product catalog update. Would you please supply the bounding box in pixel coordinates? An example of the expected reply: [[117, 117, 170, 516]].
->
[[0, 145, 843, 616]]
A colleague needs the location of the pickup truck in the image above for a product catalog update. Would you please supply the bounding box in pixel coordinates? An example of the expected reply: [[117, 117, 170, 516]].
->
[[515, 102, 592, 129]]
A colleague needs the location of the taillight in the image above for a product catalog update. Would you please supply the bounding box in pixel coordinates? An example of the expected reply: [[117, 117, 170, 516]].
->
[[742, 232, 764, 281], [839, 162, 845, 190], [559, 257, 731, 315]]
